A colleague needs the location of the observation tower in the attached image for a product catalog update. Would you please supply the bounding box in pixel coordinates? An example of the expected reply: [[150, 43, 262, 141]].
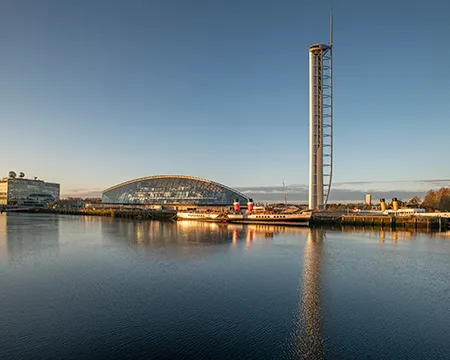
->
[[309, 10, 333, 209]]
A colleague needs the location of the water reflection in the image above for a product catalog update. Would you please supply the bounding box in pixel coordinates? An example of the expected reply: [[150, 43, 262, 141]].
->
[[339, 225, 450, 243], [0, 213, 60, 264], [340, 228, 418, 244], [428, 231, 450, 239], [292, 229, 324, 359], [101, 219, 312, 248], [0, 214, 6, 261], [102, 220, 232, 247]]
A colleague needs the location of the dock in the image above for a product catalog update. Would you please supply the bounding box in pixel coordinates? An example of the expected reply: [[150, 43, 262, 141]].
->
[[340, 214, 447, 231], [309, 210, 449, 230]]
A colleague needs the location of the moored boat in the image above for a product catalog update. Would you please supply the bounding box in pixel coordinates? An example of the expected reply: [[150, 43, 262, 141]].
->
[[177, 212, 220, 221], [226, 212, 311, 223], [175, 199, 311, 226], [226, 199, 311, 225]]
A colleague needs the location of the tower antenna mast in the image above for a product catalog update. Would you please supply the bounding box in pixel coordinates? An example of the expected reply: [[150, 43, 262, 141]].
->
[[330, 8, 333, 46]]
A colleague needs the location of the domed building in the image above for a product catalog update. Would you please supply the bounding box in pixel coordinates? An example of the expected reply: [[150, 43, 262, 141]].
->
[[102, 175, 249, 207]]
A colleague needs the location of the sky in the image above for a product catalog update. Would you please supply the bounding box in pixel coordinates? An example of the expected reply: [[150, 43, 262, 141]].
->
[[1, 0, 449, 199]]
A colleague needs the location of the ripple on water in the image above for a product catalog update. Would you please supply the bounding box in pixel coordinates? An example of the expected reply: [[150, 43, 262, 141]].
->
[[0, 214, 450, 359]]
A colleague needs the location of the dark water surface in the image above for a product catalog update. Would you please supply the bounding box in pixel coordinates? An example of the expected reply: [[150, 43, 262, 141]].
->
[[1, 214, 450, 359]]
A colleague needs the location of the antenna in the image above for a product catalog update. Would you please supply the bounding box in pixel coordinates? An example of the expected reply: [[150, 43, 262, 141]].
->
[[282, 180, 287, 207], [329, 8, 333, 46]]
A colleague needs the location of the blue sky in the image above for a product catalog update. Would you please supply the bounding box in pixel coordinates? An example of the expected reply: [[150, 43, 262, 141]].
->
[[1, 0, 449, 198]]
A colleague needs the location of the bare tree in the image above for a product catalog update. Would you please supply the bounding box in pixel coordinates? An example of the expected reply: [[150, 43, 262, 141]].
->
[[408, 196, 421, 206]]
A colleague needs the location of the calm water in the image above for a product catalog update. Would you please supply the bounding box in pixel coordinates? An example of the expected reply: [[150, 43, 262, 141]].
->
[[0, 214, 450, 359]]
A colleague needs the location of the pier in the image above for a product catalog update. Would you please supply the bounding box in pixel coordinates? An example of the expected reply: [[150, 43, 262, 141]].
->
[[340, 214, 447, 231], [310, 210, 449, 230]]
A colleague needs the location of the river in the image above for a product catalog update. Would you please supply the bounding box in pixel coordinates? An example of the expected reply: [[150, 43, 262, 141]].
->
[[0, 213, 449, 359]]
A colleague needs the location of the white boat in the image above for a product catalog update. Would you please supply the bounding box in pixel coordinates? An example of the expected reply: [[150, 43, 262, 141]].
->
[[227, 213, 311, 223], [177, 212, 220, 221]]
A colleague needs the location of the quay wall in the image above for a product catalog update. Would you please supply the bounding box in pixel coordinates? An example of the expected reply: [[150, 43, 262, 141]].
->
[[340, 215, 448, 230], [7, 207, 177, 220], [311, 211, 449, 230]]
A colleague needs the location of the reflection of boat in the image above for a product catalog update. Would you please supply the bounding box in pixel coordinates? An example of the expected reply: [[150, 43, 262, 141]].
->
[[226, 223, 311, 234], [177, 212, 220, 221]]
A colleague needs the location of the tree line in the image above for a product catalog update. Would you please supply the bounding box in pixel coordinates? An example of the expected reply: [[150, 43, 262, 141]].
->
[[421, 187, 450, 211], [324, 187, 450, 212]]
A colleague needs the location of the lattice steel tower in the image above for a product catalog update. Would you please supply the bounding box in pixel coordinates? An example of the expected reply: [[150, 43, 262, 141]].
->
[[309, 10, 333, 210]]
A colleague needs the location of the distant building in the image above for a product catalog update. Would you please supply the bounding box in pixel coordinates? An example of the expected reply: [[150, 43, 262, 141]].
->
[[102, 175, 249, 209], [365, 193, 372, 206], [0, 171, 60, 206]]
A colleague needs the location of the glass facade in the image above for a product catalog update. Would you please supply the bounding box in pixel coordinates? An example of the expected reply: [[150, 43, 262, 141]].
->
[[102, 175, 249, 205], [0, 182, 7, 205], [1, 178, 60, 206]]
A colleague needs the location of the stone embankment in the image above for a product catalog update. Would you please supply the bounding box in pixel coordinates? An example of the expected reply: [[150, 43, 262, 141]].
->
[[8, 207, 177, 221]]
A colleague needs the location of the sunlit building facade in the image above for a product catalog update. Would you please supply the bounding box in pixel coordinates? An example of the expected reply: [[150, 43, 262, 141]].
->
[[102, 175, 249, 206], [0, 174, 60, 206]]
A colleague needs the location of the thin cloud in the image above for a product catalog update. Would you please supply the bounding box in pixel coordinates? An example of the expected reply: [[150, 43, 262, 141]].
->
[[66, 188, 104, 193], [63, 188, 103, 198], [238, 180, 450, 203], [60, 180, 450, 202]]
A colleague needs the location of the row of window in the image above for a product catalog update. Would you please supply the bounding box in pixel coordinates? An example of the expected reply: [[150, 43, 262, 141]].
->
[[253, 215, 287, 219]]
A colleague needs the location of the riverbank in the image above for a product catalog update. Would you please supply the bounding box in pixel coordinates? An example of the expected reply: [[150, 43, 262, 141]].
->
[[5, 207, 449, 231], [7, 207, 177, 221]]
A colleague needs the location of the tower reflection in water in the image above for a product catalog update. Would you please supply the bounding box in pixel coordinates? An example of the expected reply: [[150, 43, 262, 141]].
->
[[101, 219, 326, 358], [292, 229, 324, 360]]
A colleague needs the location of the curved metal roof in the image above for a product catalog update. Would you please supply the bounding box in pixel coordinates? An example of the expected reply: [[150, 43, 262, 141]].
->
[[309, 43, 331, 51], [102, 174, 249, 200]]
